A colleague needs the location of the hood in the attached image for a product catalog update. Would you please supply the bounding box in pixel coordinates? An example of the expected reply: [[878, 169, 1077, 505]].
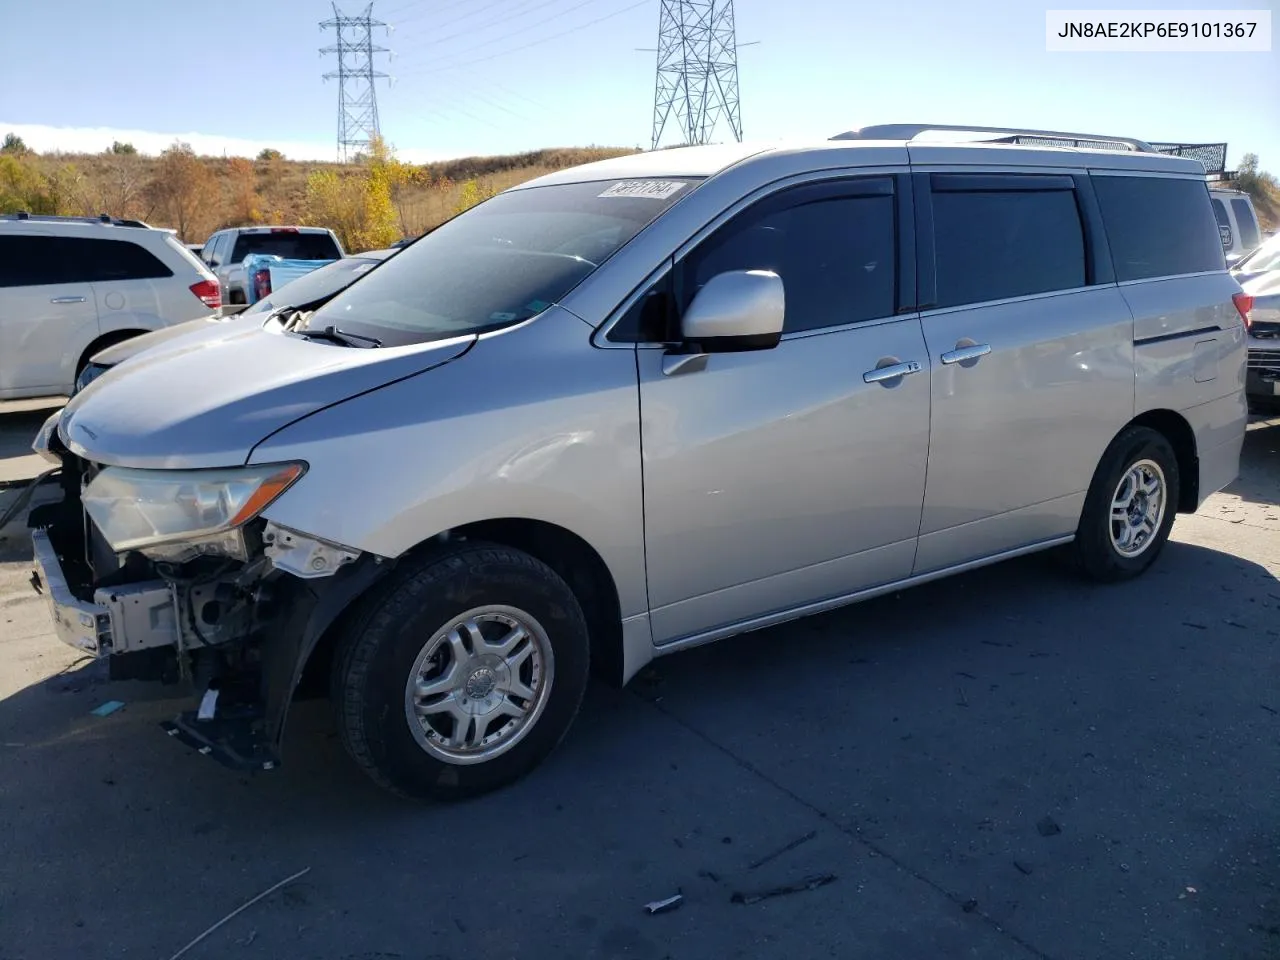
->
[[60, 317, 474, 470], [1240, 270, 1280, 299], [90, 315, 225, 367]]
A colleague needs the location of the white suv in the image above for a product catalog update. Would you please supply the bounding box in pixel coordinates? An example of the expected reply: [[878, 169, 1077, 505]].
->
[[0, 214, 220, 400], [1210, 186, 1263, 264]]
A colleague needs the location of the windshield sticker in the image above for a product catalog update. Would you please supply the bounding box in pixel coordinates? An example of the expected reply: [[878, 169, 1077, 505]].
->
[[489, 311, 520, 322], [598, 180, 687, 200]]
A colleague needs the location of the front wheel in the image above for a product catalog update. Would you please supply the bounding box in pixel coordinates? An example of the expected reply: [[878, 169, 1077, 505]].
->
[[332, 542, 590, 801], [1069, 425, 1180, 582]]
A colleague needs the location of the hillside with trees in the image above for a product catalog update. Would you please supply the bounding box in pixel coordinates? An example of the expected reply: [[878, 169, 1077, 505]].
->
[[0, 134, 636, 252], [2, 132, 1276, 254]]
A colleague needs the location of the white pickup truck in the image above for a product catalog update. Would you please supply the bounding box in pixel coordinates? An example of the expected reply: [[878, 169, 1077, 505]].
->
[[197, 226, 344, 306]]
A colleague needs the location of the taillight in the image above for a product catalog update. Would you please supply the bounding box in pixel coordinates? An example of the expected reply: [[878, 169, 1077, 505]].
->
[[189, 279, 221, 310], [1233, 292, 1253, 329], [252, 268, 272, 302]]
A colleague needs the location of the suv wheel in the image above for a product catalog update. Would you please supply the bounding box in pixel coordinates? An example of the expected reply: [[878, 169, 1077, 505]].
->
[[1070, 425, 1180, 582], [332, 542, 590, 801]]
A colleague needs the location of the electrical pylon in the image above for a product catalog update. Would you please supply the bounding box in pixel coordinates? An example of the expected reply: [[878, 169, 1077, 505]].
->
[[321, 3, 391, 162], [650, 0, 742, 150]]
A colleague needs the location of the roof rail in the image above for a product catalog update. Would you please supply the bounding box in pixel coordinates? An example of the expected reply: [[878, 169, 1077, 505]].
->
[[832, 124, 1155, 153], [0, 212, 151, 228]]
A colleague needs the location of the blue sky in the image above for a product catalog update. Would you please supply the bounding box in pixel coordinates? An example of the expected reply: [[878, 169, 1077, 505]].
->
[[0, 0, 1276, 170]]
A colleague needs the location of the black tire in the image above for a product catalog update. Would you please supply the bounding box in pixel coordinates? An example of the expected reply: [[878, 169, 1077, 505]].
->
[[332, 541, 590, 801], [1070, 425, 1180, 583]]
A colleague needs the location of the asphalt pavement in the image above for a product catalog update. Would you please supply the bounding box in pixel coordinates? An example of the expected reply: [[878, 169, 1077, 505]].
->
[[0, 412, 1277, 960]]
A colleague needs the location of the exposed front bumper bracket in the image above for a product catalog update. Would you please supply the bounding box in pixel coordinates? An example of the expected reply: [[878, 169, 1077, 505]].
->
[[31, 528, 109, 656]]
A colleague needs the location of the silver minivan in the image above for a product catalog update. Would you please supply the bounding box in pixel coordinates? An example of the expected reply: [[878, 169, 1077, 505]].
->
[[29, 124, 1249, 800]]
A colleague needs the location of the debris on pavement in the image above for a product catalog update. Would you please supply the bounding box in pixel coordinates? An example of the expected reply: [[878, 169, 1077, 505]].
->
[[644, 893, 683, 915], [1013, 860, 1034, 875], [1182, 622, 1208, 630], [1036, 816, 1062, 837], [166, 866, 311, 960], [748, 830, 817, 870], [90, 700, 125, 717], [730, 873, 836, 905]]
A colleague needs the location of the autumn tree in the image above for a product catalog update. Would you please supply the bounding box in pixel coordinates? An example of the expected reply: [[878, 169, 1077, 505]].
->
[[1, 133, 28, 155], [303, 140, 400, 252], [147, 141, 214, 241], [257, 148, 283, 162], [109, 140, 137, 155], [0, 154, 53, 213], [226, 156, 261, 225], [95, 156, 146, 220]]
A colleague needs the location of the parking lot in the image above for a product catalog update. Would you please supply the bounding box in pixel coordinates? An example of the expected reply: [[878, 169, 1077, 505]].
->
[[0, 409, 1277, 960]]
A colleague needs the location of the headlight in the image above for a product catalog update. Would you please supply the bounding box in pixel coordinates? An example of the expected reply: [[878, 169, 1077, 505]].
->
[[82, 462, 306, 557], [74, 361, 112, 395]]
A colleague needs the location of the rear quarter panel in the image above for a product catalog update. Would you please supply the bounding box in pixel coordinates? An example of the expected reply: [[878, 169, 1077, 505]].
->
[[1125, 271, 1247, 503]]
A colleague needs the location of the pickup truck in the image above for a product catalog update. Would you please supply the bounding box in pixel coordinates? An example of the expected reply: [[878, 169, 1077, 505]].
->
[[197, 226, 344, 305]]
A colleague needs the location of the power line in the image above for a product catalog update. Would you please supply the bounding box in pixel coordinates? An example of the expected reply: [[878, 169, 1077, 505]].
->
[[651, 0, 742, 149], [395, 0, 648, 79], [321, 2, 391, 162], [391, 0, 600, 70], [391, 0, 561, 42]]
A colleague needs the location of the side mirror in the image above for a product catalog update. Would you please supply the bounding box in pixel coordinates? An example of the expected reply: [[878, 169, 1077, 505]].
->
[[681, 269, 785, 352]]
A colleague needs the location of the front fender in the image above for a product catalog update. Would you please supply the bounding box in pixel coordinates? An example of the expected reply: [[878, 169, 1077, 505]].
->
[[250, 306, 649, 620], [261, 556, 395, 753]]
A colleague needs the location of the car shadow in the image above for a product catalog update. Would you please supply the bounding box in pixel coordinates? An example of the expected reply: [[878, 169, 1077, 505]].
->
[[1227, 413, 1280, 509], [0, 533, 1277, 959]]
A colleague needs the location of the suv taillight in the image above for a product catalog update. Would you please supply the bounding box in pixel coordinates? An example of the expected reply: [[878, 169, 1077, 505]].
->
[[1233, 292, 1253, 329], [190, 279, 221, 310], [252, 268, 272, 302]]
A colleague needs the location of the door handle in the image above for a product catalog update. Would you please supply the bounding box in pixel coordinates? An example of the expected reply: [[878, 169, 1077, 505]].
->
[[50, 296, 86, 304], [940, 343, 991, 365], [862, 360, 923, 384]]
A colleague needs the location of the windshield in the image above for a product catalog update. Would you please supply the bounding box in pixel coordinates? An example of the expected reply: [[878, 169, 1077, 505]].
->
[[245, 255, 390, 315], [303, 177, 700, 347], [1236, 232, 1280, 274]]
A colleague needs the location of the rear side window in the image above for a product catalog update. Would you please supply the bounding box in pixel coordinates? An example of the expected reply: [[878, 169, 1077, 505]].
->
[[230, 231, 341, 263], [1210, 199, 1232, 250], [1230, 198, 1261, 250], [683, 188, 897, 334], [0, 235, 173, 286], [931, 178, 1086, 308], [1092, 176, 1224, 280]]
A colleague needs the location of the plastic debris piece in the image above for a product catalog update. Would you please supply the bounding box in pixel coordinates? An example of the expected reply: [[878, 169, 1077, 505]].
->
[[644, 894, 683, 915], [91, 700, 125, 717], [731, 873, 837, 905], [197, 688, 220, 721]]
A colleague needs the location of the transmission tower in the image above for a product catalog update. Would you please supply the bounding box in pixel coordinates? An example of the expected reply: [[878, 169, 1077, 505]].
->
[[320, 3, 391, 162], [650, 0, 742, 150]]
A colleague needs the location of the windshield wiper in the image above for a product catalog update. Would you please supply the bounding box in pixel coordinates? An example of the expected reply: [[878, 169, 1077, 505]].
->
[[293, 324, 383, 348]]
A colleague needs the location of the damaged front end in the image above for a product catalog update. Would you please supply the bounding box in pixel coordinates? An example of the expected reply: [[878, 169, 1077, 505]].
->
[[27, 414, 391, 772]]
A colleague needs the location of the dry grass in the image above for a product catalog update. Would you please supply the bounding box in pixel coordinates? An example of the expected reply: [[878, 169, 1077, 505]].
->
[[19, 146, 638, 244]]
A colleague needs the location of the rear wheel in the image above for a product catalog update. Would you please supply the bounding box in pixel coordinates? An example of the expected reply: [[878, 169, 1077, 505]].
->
[[1069, 425, 1180, 582], [332, 542, 590, 801]]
